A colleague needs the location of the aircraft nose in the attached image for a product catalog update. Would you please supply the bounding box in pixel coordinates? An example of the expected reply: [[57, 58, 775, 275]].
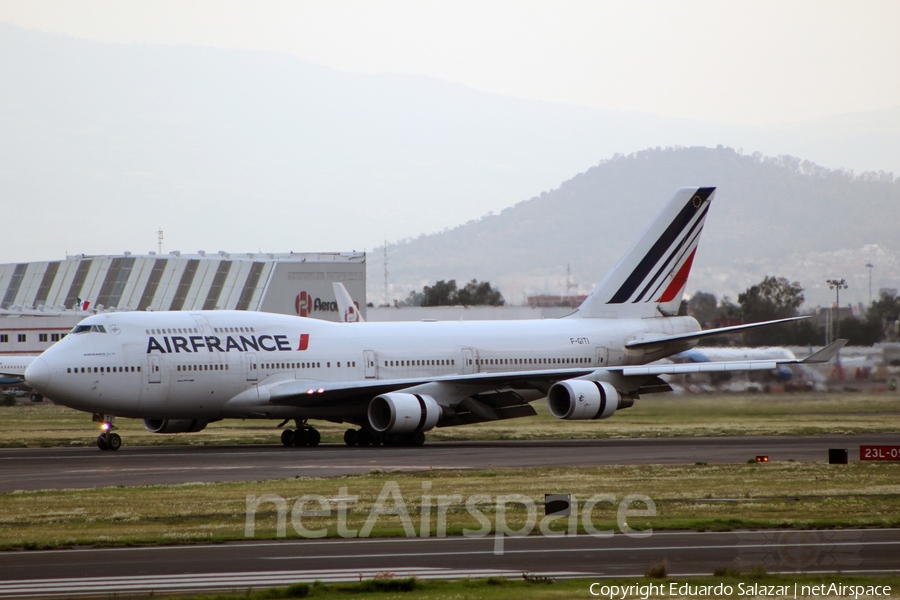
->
[[24, 358, 50, 392]]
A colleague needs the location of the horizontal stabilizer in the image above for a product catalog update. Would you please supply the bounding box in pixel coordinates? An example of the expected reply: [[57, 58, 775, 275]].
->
[[800, 339, 847, 363], [617, 339, 846, 378]]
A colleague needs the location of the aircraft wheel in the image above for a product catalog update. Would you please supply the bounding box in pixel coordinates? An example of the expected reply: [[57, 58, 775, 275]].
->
[[306, 428, 321, 447], [293, 429, 309, 447], [411, 431, 425, 447], [97, 435, 109, 451], [107, 433, 122, 451], [343, 428, 358, 446], [280, 429, 294, 447]]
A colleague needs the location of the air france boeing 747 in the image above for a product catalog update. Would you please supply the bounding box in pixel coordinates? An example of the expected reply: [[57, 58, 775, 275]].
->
[[10, 187, 844, 450]]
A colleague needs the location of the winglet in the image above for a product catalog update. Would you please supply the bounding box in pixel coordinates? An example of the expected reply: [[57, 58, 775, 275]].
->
[[800, 340, 847, 364]]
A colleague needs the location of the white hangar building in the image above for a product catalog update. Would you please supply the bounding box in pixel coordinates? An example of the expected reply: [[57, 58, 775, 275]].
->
[[0, 251, 366, 355]]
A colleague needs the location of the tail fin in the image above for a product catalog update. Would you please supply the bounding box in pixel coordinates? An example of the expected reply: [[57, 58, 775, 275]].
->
[[332, 282, 364, 323], [572, 187, 715, 319]]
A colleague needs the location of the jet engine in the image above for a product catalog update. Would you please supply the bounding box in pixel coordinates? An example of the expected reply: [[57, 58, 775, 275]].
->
[[547, 380, 628, 420], [143, 418, 209, 434], [367, 393, 441, 434]]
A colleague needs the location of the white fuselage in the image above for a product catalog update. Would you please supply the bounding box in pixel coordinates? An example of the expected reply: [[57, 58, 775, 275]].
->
[[27, 310, 701, 420]]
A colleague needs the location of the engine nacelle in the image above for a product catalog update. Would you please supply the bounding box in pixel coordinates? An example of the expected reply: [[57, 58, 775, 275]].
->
[[367, 393, 441, 434], [547, 380, 622, 420], [143, 418, 209, 434]]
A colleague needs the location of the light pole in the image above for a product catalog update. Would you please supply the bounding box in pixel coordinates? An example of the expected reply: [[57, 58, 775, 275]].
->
[[827, 278, 848, 340], [865, 263, 874, 308]]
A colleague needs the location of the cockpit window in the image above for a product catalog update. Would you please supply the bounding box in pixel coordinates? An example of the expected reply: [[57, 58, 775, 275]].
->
[[71, 325, 107, 334]]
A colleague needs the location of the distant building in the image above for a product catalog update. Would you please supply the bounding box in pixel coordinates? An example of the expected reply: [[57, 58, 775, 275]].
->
[[369, 305, 574, 322], [527, 294, 589, 308], [0, 251, 365, 354]]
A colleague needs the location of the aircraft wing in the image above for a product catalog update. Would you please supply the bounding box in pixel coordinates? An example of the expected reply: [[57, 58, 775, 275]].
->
[[624, 315, 810, 354], [225, 340, 846, 421], [229, 366, 596, 409]]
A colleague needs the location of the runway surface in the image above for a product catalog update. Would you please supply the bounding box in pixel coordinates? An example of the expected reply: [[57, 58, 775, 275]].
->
[[1, 529, 898, 597], [0, 434, 896, 492]]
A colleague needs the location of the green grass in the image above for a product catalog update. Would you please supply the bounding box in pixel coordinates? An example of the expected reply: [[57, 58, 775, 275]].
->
[[2, 390, 899, 448], [2, 462, 898, 550]]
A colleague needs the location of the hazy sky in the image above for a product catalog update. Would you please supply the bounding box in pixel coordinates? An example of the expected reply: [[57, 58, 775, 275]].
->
[[1, 0, 899, 309], [2, 0, 899, 126]]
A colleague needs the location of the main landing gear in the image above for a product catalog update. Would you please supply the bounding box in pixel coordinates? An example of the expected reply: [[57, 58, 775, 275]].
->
[[343, 428, 425, 447], [279, 420, 321, 448], [94, 414, 121, 451]]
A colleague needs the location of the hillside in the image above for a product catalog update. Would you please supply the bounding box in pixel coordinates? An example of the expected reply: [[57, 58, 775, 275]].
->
[[372, 147, 900, 308]]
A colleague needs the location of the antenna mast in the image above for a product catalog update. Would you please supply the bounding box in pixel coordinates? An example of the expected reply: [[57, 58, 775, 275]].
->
[[383, 238, 389, 307], [157, 228, 164, 255]]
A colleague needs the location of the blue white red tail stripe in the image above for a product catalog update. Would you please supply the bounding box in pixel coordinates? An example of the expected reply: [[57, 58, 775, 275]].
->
[[632, 202, 709, 304], [609, 187, 713, 304], [571, 186, 716, 319]]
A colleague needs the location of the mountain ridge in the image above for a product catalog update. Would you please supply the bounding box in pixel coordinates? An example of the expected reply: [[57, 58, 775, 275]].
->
[[371, 147, 900, 309]]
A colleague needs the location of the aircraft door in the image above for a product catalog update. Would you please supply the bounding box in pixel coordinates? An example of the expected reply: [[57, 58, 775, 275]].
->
[[595, 347, 609, 368], [147, 355, 162, 384], [191, 314, 213, 334], [461, 348, 478, 374], [363, 350, 377, 379], [598, 346, 626, 367], [244, 353, 258, 382]]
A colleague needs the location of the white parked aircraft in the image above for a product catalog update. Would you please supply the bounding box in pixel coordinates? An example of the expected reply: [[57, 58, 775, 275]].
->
[[14, 187, 845, 450]]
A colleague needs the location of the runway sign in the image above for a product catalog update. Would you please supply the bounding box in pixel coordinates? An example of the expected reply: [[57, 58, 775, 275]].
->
[[860, 445, 900, 461]]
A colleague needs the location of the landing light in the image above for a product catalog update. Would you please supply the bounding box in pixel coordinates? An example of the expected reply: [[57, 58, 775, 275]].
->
[[756, 455, 768, 463], [317, 388, 325, 394], [100, 422, 110, 432]]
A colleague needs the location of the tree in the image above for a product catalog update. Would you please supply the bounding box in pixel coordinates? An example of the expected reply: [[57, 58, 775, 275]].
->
[[866, 290, 900, 342], [422, 280, 458, 307], [687, 291, 718, 327], [837, 317, 882, 346], [737, 276, 805, 346], [420, 279, 505, 307], [457, 279, 505, 306], [396, 290, 423, 307]]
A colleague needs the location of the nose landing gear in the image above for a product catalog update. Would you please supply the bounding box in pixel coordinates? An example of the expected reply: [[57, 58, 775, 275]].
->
[[94, 414, 121, 451]]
